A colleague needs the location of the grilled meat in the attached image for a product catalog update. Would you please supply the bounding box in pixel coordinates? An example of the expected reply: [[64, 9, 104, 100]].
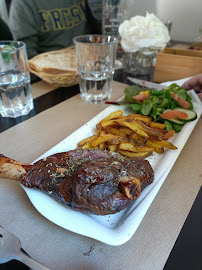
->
[[0, 149, 154, 215]]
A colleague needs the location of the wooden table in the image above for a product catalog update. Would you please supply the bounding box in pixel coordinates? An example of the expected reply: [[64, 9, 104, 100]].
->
[[0, 78, 201, 270]]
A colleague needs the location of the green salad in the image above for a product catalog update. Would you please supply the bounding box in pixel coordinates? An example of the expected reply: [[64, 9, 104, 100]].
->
[[123, 83, 197, 133]]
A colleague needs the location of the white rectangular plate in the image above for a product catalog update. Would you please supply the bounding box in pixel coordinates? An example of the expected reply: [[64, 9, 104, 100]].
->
[[22, 90, 202, 246]]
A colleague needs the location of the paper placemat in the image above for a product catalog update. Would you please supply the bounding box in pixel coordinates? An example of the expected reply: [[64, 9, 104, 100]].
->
[[0, 80, 201, 270]]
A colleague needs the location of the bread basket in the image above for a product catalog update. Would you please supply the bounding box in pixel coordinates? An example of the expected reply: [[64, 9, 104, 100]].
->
[[28, 46, 79, 87]]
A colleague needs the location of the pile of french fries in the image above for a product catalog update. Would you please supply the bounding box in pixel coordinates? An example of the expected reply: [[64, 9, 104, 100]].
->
[[77, 110, 177, 158]]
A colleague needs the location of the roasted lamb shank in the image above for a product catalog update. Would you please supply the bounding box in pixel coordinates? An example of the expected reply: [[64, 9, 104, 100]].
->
[[0, 149, 154, 215]]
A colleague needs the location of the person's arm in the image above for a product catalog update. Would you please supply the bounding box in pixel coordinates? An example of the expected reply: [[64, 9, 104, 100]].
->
[[9, 0, 39, 58], [181, 74, 202, 101]]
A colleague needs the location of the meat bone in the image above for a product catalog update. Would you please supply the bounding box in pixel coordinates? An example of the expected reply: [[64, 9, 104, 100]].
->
[[0, 154, 32, 180]]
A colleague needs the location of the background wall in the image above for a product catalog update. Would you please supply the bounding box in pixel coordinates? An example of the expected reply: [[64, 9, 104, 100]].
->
[[156, 0, 202, 42], [125, 0, 202, 42]]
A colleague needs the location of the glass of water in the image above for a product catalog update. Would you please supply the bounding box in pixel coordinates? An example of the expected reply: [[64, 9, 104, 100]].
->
[[73, 35, 118, 104], [0, 41, 34, 118]]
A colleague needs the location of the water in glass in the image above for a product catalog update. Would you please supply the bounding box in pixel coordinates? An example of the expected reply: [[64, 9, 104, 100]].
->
[[0, 70, 33, 118]]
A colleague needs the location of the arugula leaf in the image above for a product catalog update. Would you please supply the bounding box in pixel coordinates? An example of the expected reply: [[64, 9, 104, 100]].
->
[[164, 121, 184, 133], [189, 102, 193, 110], [164, 120, 173, 131], [141, 101, 152, 115], [125, 95, 140, 104], [177, 89, 187, 100], [167, 83, 182, 92], [124, 85, 142, 97], [130, 103, 142, 112], [172, 123, 184, 133], [161, 97, 169, 108], [149, 95, 159, 108], [186, 93, 192, 102]]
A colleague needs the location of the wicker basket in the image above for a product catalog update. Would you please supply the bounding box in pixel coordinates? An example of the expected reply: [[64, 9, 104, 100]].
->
[[28, 46, 79, 87]]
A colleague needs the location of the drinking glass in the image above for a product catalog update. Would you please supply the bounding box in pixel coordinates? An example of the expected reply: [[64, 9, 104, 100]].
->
[[102, 0, 127, 37], [73, 35, 118, 104], [102, 0, 128, 69], [0, 41, 34, 118]]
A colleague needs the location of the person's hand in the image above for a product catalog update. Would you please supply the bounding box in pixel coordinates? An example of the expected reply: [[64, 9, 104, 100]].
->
[[181, 74, 202, 101]]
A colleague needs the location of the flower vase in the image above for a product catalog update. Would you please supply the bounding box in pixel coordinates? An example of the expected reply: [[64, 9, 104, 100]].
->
[[123, 50, 157, 76]]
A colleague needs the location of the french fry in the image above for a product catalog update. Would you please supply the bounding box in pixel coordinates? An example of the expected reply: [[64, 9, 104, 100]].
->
[[99, 130, 107, 136], [108, 136, 129, 145], [78, 134, 99, 147], [81, 141, 92, 149], [108, 144, 119, 152], [129, 113, 152, 119], [91, 134, 117, 148], [129, 114, 152, 124], [99, 120, 119, 129], [97, 110, 123, 128], [119, 127, 133, 136], [117, 120, 149, 138], [129, 132, 139, 140], [135, 120, 165, 139], [96, 128, 102, 134], [77, 109, 177, 158], [154, 147, 164, 154], [99, 143, 106, 150], [101, 110, 123, 122], [119, 142, 138, 152], [149, 122, 165, 129], [133, 137, 148, 146], [147, 140, 177, 150], [136, 146, 155, 152], [118, 150, 152, 158], [146, 141, 164, 154], [162, 130, 175, 140], [106, 127, 127, 137]]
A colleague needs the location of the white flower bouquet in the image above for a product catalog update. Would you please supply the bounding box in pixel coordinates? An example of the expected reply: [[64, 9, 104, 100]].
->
[[119, 12, 170, 53]]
